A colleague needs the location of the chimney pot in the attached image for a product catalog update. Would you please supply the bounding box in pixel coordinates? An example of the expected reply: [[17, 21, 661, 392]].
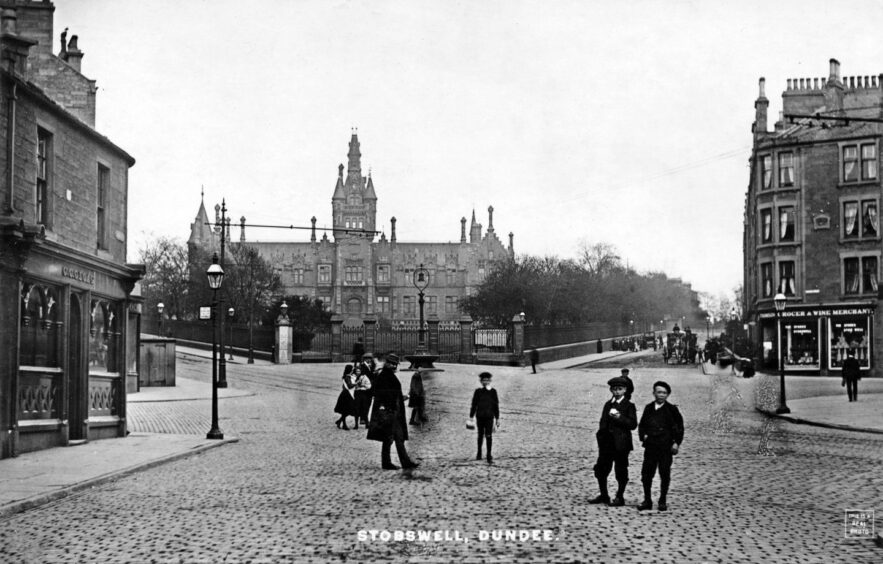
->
[[829, 58, 841, 82]]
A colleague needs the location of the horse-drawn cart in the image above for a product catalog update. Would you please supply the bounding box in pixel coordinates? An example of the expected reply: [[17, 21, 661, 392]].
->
[[663, 331, 698, 364]]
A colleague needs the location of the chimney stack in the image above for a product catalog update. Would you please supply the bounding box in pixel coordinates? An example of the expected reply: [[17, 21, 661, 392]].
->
[[829, 58, 841, 83], [390, 217, 397, 243], [753, 77, 769, 134], [63, 34, 84, 73], [1, 9, 17, 35]]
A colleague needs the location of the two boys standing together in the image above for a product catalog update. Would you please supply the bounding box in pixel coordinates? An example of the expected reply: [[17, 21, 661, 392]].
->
[[589, 369, 684, 511]]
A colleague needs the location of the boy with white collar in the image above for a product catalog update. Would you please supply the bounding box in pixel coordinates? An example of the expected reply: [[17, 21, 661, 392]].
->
[[470, 372, 500, 464]]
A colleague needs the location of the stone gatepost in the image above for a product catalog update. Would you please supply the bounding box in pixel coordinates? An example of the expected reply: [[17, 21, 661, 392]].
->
[[512, 313, 525, 359], [427, 313, 440, 354], [330, 314, 344, 362], [459, 314, 474, 363], [275, 314, 292, 364], [363, 315, 377, 355]]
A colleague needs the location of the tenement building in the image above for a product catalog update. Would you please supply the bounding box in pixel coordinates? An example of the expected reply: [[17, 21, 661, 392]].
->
[[744, 58, 881, 376], [189, 132, 514, 326], [0, 2, 143, 458]]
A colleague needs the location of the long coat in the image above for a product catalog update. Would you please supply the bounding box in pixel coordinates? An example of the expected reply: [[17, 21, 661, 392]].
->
[[595, 398, 637, 453], [366, 366, 408, 442]]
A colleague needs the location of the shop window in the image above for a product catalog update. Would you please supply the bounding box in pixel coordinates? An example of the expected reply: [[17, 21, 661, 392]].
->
[[778, 152, 794, 187], [778, 261, 795, 296], [830, 317, 871, 369], [779, 206, 795, 241], [781, 320, 819, 370], [760, 263, 772, 298], [761, 154, 772, 190], [89, 300, 120, 374], [20, 284, 60, 367], [760, 209, 772, 243]]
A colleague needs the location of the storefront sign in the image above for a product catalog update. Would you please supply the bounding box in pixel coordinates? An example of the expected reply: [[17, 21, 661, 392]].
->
[[760, 306, 874, 319], [61, 266, 96, 286]]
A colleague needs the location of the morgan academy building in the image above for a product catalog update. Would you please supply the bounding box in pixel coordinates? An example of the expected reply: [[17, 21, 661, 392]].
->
[[0, 2, 143, 459]]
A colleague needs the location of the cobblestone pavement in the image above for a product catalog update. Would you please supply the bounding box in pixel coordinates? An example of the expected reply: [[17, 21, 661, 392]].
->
[[1, 353, 881, 563]]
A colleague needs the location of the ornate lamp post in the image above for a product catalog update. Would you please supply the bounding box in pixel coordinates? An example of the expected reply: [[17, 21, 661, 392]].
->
[[227, 307, 235, 360], [157, 302, 164, 336], [217, 200, 228, 388], [773, 292, 790, 414], [206, 253, 225, 439], [413, 263, 430, 353]]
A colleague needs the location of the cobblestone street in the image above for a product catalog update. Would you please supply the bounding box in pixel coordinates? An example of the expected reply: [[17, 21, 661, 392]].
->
[[1, 352, 881, 563]]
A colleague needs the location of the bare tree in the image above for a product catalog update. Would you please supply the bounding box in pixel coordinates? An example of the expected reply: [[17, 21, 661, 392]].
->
[[576, 239, 622, 277], [137, 236, 191, 321]]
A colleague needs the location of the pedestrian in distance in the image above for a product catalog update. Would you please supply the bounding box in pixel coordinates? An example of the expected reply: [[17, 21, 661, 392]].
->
[[351, 337, 366, 365], [842, 349, 862, 402], [366, 354, 419, 470], [469, 372, 500, 464], [333, 364, 357, 430], [637, 381, 684, 512], [619, 367, 635, 401], [529, 346, 539, 374], [589, 376, 637, 506], [408, 369, 429, 425], [353, 364, 373, 428]]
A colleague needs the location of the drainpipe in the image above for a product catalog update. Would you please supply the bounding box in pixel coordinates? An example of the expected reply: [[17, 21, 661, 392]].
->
[[5, 79, 15, 213]]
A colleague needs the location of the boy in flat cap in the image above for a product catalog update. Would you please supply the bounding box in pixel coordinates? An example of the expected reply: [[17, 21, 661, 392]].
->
[[637, 380, 684, 511], [470, 372, 500, 464], [589, 376, 638, 506]]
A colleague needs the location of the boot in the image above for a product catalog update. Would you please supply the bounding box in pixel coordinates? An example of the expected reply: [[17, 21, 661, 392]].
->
[[637, 482, 653, 510], [588, 478, 610, 504], [657, 497, 668, 511], [608, 481, 626, 506], [381, 443, 398, 470], [658, 480, 669, 511]]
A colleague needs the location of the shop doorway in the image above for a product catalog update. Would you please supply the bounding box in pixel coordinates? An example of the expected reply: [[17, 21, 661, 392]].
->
[[67, 296, 86, 441]]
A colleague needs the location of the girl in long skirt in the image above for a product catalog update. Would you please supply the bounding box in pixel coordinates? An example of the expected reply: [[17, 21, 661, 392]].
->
[[334, 364, 356, 430]]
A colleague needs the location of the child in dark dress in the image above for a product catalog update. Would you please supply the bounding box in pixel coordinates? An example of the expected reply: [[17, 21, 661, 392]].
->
[[333, 364, 356, 430]]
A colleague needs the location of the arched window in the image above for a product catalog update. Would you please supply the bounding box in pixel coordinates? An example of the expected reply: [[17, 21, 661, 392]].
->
[[347, 298, 362, 315]]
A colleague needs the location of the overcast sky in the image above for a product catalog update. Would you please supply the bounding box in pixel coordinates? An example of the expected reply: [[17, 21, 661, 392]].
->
[[54, 0, 883, 297]]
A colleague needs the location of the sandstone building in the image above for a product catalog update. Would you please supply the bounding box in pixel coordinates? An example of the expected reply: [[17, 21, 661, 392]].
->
[[189, 133, 514, 326], [744, 58, 881, 376], [0, 1, 143, 458]]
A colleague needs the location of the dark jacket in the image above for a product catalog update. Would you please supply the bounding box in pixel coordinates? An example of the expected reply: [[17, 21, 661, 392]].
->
[[366, 366, 408, 442], [842, 356, 862, 381], [470, 387, 499, 420], [596, 398, 637, 453], [638, 402, 684, 449]]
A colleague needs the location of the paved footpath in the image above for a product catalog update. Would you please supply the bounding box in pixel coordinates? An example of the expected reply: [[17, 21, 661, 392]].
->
[[0, 347, 881, 563]]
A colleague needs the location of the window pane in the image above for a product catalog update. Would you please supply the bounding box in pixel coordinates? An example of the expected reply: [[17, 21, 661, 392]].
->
[[862, 257, 878, 293], [779, 206, 794, 241], [762, 155, 772, 189], [844, 145, 858, 181], [844, 202, 859, 237], [761, 209, 772, 242], [779, 261, 795, 296], [862, 144, 877, 180], [862, 202, 878, 237], [844, 258, 860, 294], [761, 263, 772, 297], [779, 153, 794, 186]]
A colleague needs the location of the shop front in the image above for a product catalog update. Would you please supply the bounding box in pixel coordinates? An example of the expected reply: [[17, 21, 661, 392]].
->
[[758, 304, 874, 375], [1, 236, 143, 458]]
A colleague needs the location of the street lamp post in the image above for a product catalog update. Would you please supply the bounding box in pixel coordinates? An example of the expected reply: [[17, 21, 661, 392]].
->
[[206, 253, 225, 439], [157, 302, 164, 337], [413, 263, 430, 353], [217, 201, 228, 388], [773, 292, 790, 414], [706, 315, 711, 340], [228, 307, 235, 360]]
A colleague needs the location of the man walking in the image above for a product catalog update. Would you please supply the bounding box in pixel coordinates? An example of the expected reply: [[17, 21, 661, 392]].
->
[[366, 354, 419, 470], [589, 376, 637, 507], [637, 381, 684, 511], [620, 367, 635, 401], [842, 350, 862, 402]]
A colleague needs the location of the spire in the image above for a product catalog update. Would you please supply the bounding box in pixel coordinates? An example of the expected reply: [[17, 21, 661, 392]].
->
[[365, 172, 377, 200], [188, 193, 215, 248], [347, 129, 361, 176], [332, 163, 345, 200]]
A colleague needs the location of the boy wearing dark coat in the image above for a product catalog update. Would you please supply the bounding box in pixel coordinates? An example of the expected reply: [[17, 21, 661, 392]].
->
[[470, 372, 500, 464], [637, 380, 684, 511], [589, 376, 638, 506]]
